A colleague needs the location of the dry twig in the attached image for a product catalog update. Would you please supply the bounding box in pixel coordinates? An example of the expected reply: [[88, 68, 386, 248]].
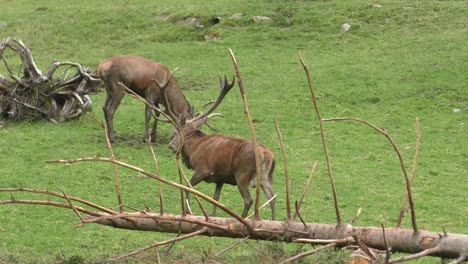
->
[[299, 54, 341, 224], [228, 49, 263, 221]]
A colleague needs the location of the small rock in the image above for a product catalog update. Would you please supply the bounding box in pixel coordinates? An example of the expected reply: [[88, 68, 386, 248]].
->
[[340, 23, 351, 33], [252, 16, 273, 23], [453, 108, 461, 113], [373, 4, 382, 8], [178, 17, 204, 28], [340, 23, 351, 32], [230, 13, 243, 20], [204, 34, 220, 41]]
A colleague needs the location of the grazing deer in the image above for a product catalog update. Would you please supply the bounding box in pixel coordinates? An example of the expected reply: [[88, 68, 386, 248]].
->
[[168, 76, 276, 220], [97, 55, 192, 143]]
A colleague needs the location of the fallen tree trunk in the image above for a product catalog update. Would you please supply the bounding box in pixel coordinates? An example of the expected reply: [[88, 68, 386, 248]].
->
[[90, 212, 467, 260]]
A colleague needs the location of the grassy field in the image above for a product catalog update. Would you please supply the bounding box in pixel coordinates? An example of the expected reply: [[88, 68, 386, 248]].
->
[[0, 0, 467, 263]]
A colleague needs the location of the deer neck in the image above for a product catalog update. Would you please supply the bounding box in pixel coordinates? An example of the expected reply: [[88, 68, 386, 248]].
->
[[165, 83, 190, 115], [180, 129, 206, 169]]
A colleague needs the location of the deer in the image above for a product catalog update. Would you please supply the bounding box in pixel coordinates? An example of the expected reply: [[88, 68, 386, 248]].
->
[[97, 55, 192, 143], [167, 76, 276, 220]]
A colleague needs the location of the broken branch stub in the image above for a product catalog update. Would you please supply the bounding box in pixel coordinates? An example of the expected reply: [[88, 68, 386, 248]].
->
[[0, 37, 101, 122]]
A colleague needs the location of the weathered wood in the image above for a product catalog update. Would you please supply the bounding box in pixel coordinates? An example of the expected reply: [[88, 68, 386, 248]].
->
[[89, 212, 468, 260], [0, 37, 101, 122]]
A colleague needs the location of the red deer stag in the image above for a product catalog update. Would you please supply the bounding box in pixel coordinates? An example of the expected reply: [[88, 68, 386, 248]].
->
[[97, 55, 192, 143], [168, 76, 276, 220]]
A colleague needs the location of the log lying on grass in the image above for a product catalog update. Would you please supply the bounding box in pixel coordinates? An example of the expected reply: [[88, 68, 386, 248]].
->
[[1, 190, 467, 262], [0, 37, 101, 122]]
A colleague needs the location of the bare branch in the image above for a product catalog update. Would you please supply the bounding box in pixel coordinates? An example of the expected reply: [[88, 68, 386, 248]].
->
[[396, 117, 421, 228], [229, 49, 262, 221], [299, 54, 341, 224], [46, 156, 253, 231], [388, 246, 440, 263], [322, 117, 418, 233], [0, 187, 116, 215], [293, 161, 317, 221], [448, 255, 467, 264], [353, 235, 377, 260], [246, 194, 277, 219], [215, 236, 250, 257], [382, 224, 391, 263], [88, 113, 124, 213], [273, 118, 291, 221], [109, 227, 208, 261], [0, 199, 102, 217], [280, 242, 337, 264], [350, 208, 362, 225], [295, 201, 307, 229], [147, 139, 164, 215], [62, 191, 84, 220]]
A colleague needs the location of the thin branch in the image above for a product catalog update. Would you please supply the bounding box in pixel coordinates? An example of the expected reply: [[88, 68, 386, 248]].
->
[[293, 161, 317, 221], [0, 199, 102, 217], [147, 139, 164, 215], [215, 236, 250, 257], [353, 235, 376, 260], [246, 194, 277, 219], [0, 188, 116, 215], [280, 242, 337, 264], [322, 117, 418, 233], [382, 224, 391, 263], [448, 255, 467, 264], [350, 208, 362, 225], [396, 117, 420, 228], [46, 156, 253, 232], [388, 246, 440, 263], [62, 191, 83, 220], [108, 227, 208, 261], [299, 54, 341, 224], [273, 118, 291, 221], [82, 213, 229, 232], [119, 82, 188, 215], [88, 113, 124, 213], [229, 49, 262, 221], [295, 201, 307, 229], [178, 159, 209, 220], [292, 237, 354, 245]]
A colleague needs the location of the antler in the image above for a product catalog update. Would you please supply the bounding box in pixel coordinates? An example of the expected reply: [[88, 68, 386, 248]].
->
[[189, 75, 235, 123], [153, 67, 178, 89]]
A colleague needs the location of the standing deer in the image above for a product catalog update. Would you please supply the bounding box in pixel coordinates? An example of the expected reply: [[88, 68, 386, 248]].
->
[[97, 55, 192, 143], [168, 76, 276, 220]]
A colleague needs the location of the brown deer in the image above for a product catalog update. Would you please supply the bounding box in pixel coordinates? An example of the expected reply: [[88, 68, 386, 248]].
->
[[97, 55, 192, 143], [168, 76, 276, 220]]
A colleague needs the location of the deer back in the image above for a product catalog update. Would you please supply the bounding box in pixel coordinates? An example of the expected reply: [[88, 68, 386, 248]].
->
[[179, 131, 272, 185]]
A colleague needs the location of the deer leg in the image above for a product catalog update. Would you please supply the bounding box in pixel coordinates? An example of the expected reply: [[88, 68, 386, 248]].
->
[[149, 106, 160, 142], [212, 183, 224, 216], [103, 83, 125, 143], [185, 171, 205, 215], [261, 182, 276, 220], [144, 104, 152, 142], [237, 183, 253, 218]]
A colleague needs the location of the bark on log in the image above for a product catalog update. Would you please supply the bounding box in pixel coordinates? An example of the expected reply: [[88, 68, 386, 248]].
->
[[90, 212, 468, 260]]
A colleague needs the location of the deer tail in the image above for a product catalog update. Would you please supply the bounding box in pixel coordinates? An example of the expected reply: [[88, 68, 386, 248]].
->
[[250, 151, 274, 188]]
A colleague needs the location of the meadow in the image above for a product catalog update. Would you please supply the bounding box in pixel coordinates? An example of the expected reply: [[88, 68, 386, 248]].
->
[[0, 0, 466, 263]]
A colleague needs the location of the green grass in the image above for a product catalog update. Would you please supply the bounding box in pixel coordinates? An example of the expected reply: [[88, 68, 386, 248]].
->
[[0, 0, 467, 263]]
